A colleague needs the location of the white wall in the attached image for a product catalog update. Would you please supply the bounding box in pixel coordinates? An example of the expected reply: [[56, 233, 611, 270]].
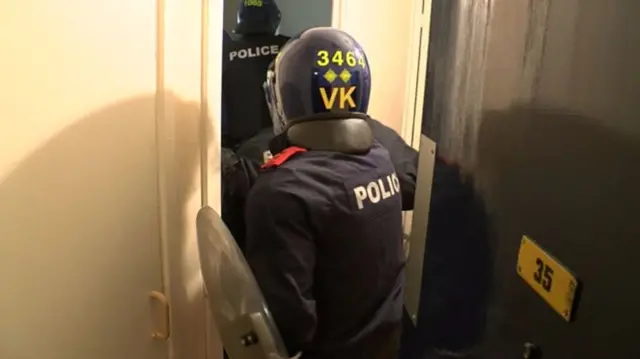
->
[[0, 0, 223, 358], [333, 0, 421, 135]]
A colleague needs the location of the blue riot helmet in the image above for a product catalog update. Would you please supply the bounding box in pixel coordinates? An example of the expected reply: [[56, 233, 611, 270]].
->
[[266, 27, 373, 143], [234, 0, 281, 35]]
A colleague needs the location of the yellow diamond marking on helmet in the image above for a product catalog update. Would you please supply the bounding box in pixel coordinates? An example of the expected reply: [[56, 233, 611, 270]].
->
[[324, 69, 337, 83], [339, 69, 352, 83]]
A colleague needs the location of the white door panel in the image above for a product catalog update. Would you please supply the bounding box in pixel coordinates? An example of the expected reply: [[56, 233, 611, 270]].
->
[[0, 1, 166, 359]]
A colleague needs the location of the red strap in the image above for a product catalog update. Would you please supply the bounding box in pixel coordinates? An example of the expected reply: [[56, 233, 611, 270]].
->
[[261, 146, 307, 169]]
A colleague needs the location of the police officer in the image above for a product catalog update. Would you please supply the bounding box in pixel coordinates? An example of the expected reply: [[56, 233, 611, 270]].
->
[[221, 62, 418, 255], [237, 59, 418, 208], [243, 27, 405, 359], [222, 0, 290, 149]]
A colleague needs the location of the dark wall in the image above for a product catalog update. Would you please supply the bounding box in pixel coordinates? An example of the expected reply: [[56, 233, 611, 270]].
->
[[417, 0, 640, 357]]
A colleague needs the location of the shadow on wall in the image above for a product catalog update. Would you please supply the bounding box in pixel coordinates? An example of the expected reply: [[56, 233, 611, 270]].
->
[[474, 105, 640, 358], [400, 159, 492, 359], [0, 94, 208, 358]]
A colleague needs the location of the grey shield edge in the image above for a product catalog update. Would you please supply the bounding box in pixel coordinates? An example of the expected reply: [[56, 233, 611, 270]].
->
[[404, 135, 437, 325], [196, 206, 291, 359]]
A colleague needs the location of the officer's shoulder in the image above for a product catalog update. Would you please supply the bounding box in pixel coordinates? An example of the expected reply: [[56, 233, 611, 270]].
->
[[367, 118, 401, 139], [253, 147, 313, 190], [249, 164, 303, 206], [276, 34, 291, 44], [261, 146, 307, 170]]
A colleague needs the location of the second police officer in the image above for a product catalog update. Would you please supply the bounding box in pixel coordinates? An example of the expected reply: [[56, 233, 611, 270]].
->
[[243, 27, 406, 359], [222, 0, 290, 149]]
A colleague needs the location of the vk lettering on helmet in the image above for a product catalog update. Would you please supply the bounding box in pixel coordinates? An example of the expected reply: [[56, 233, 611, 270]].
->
[[319, 87, 356, 110], [315, 48, 365, 110], [353, 173, 401, 210], [229, 45, 280, 62]]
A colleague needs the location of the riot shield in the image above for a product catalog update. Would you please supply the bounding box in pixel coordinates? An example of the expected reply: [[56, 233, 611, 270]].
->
[[196, 206, 290, 359]]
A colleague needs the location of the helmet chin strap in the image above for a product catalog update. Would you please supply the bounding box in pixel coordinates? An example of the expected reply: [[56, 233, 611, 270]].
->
[[271, 100, 286, 136], [273, 91, 286, 135], [263, 69, 286, 135]]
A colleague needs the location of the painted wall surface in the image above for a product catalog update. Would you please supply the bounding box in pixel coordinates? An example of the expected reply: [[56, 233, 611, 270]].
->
[[334, 1, 415, 134], [0, 0, 223, 358]]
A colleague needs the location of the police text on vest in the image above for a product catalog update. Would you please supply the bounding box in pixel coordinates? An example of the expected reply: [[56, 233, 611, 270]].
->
[[229, 45, 280, 62], [353, 173, 401, 210]]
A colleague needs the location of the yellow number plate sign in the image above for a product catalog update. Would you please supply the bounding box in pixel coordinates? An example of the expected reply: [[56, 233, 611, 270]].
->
[[516, 235, 579, 322]]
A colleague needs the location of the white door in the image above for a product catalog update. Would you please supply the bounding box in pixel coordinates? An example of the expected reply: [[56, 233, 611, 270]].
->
[[333, 0, 435, 323], [332, 0, 422, 136], [0, 1, 168, 358]]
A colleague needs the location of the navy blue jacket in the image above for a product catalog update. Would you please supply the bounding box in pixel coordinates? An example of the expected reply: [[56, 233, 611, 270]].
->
[[221, 119, 417, 253], [222, 34, 290, 149], [231, 118, 417, 208], [244, 142, 405, 359]]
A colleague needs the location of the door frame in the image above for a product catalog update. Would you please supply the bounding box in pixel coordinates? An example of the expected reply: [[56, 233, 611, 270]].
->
[[332, 0, 431, 148], [400, 0, 432, 149]]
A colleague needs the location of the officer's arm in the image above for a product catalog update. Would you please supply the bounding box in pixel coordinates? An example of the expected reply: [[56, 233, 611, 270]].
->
[[221, 148, 261, 198], [221, 149, 262, 250], [244, 187, 317, 356], [398, 144, 419, 210], [368, 118, 418, 210], [380, 135, 418, 210]]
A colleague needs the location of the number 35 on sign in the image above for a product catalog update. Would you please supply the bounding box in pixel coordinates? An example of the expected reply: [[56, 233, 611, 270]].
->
[[517, 235, 579, 322]]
